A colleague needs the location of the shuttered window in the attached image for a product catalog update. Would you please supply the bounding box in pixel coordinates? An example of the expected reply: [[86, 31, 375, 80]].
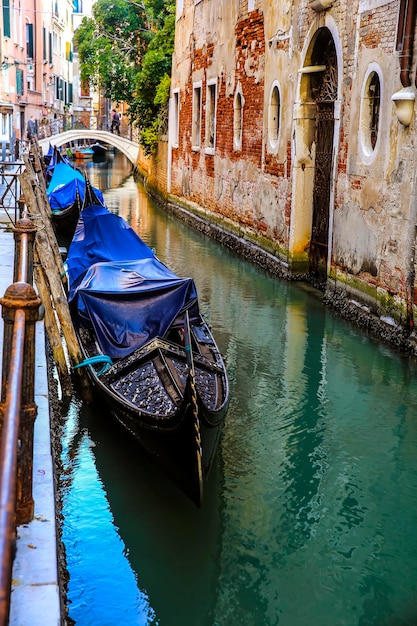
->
[[16, 69, 24, 96], [43, 27, 47, 62], [26, 23, 34, 59], [3, 0, 10, 38]]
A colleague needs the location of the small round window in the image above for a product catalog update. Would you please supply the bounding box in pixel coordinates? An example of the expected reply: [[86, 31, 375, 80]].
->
[[268, 83, 281, 150], [360, 69, 381, 157]]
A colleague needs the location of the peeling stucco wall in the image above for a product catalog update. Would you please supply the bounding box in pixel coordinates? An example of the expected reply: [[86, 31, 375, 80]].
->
[[150, 0, 417, 328]]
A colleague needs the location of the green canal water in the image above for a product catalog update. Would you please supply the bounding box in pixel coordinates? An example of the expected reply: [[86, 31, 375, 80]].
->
[[60, 155, 417, 625]]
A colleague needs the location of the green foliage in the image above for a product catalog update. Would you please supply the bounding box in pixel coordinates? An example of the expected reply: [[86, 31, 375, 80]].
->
[[140, 118, 160, 156], [132, 4, 175, 153], [74, 0, 175, 148], [155, 73, 171, 107]]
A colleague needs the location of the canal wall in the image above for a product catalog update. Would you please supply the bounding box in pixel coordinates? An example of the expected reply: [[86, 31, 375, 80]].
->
[[135, 157, 417, 360], [136, 1, 417, 355], [162, 1, 417, 341]]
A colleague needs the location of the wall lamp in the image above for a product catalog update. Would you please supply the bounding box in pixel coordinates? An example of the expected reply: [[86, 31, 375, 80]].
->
[[392, 87, 415, 127], [1, 59, 23, 70], [309, 0, 335, 10]]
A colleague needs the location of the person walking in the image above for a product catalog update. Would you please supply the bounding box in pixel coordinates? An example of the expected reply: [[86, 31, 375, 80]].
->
[[26, 115, 37, 140], [110, 109, 120, 135]]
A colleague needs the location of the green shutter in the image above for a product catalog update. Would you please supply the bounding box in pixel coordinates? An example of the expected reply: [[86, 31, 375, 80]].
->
[[43, 27, 47, 62], [3, 0, 10, 38], [16, 69, 24, 96], [26, 24, 34, 59]]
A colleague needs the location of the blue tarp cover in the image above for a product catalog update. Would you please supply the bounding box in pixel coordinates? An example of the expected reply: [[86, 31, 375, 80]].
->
[[67, 204, 199, 359], [47, 163, 104, 210]]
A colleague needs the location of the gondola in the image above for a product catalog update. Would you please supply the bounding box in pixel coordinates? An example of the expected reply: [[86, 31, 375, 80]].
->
[[90, 142, 107, 156], [45, 146, 72, 183], [43, 142, 54, 166], [74, 147, 94, 159], [47, 162, 104, 235], [67, 182, 230, 506]]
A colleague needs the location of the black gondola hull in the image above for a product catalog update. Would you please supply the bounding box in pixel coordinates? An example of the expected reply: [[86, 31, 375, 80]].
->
[[50, 198, 82, 235], [75, 329, 228, 506], [67, 197, 230, 506]]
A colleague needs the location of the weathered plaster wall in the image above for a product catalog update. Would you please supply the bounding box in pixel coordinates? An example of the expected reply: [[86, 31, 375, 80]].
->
[[332, 0, 417, 307], [155, 0, 417, 329], [171, 2, 293, 251]]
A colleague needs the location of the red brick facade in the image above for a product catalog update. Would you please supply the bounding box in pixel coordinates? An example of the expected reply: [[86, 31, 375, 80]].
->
[[145, 0, 417, 329]]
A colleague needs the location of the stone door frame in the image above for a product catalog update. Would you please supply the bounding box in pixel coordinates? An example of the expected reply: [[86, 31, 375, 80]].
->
[[289, 19, 342, 282]]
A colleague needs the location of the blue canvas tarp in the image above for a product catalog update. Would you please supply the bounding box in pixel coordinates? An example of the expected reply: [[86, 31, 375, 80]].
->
[[67, 204, 199, 359], [47, 163, 104, 211]]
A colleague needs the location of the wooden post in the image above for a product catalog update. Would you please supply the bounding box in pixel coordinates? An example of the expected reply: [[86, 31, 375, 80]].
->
[[27, 141, 47, 194], [19, 177, 92, 400], [20, 167, 65, 282], [33, 250, 72, 398]]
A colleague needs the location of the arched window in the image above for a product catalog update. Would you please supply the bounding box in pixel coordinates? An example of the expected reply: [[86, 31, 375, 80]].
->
[[360, 66, 382, 159], [368, 72, 380, 151], [268, 83, 281, 150], [234, 90, 243, 151]]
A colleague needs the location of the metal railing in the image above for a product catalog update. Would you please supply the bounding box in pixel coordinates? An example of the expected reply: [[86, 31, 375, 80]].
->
[[0, 163, 25, 225], [0, 216, 40, 626]]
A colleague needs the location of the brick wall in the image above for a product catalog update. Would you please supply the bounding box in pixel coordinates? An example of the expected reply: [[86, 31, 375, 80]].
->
[[149, 0, 417, 323]]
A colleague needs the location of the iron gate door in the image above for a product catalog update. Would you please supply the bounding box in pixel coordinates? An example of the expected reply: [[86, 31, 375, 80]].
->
[[310, 101, 334, 281]]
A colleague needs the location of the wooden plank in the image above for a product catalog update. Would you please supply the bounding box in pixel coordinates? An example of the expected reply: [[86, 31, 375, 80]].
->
[[33, 249, 72, 398], [19, 170, 67, 284], [19, 171, 93, 401], [29, 139, 47, 194]]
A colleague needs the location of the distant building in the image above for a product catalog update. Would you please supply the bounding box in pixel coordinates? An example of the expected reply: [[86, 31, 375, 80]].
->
[[167, 0, 417, 331], [0, 0, 74, 153], [72, 0, 114, 134]]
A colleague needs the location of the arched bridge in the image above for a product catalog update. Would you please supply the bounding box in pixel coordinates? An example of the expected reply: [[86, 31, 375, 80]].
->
[[38, 130, 139, 167]]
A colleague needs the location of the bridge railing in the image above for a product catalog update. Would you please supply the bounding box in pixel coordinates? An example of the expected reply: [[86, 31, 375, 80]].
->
[[37, 113, 136, 142]]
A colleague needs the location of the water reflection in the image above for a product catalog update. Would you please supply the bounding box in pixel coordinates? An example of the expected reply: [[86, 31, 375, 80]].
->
[[61, 154, 417, 626]]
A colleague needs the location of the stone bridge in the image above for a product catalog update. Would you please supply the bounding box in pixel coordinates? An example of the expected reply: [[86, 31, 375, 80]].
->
[[38, 130, 139, 167]]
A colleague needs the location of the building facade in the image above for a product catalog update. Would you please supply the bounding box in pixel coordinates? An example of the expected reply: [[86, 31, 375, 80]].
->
[[0, 0, 74, 154], [167, 0, 417, 332]]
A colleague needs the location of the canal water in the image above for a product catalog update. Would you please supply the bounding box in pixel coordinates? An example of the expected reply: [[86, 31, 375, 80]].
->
[[59, 154, 417, 625]]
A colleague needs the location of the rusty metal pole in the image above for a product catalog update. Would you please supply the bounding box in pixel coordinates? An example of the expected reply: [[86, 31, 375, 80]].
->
[[0, 309, 25, 626], [0, 282, 41, 525], [13, 217, 37, 285]]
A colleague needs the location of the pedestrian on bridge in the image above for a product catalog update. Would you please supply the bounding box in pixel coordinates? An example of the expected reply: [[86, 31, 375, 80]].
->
[[111, 110, 120, 135]]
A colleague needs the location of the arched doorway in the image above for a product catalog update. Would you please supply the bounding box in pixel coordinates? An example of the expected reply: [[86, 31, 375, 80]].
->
[[308, 31, 338, 285], [289, 26, 339, 283]]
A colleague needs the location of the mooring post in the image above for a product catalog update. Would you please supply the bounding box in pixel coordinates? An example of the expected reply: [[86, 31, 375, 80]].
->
[[18, 197, 25, 222], [12, 217, 37, 285], [0, 282, 41, 524]]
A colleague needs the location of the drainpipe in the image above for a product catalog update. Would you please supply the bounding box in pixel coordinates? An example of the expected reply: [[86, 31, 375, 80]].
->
[[396, 0, 417, 87]]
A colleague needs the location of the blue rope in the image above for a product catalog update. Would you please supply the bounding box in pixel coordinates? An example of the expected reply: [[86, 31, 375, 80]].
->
[[74, 355, 113, 375], [61, 262, 68, 279]]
